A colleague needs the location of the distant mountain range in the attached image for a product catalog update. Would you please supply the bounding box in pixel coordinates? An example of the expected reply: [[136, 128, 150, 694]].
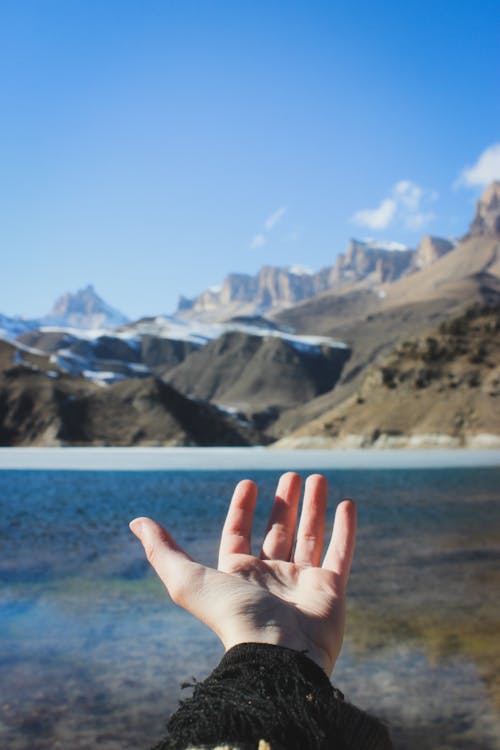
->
[[0, 235, 459, 335], [1, 180, 499, 447], [175, 235, 455, 322]]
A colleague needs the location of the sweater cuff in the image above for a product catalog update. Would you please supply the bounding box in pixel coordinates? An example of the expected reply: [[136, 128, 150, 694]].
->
[[215, 642, 343, 698], [160, 642, 392, 750], [161, 641, 345, 750]]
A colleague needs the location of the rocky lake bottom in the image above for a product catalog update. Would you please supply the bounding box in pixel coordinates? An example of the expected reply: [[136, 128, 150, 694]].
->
[[1, 459, 499, 749]]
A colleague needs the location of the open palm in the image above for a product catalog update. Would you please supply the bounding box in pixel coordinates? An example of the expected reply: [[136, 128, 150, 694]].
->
[[130, 472, 356, 675]]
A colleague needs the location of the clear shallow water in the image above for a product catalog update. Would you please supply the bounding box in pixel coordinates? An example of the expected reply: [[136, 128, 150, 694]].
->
[[1, 467, 500, 749]]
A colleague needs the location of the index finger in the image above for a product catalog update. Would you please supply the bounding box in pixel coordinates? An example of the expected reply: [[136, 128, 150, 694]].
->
[[218, 479, 258, 563]]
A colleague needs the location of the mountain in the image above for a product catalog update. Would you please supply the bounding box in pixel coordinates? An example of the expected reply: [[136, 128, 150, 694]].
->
[[0, 313, 40, 341], [275, 182, 500, 339], [17, 326, 198, 384], [175, 239, 422, 322], [15, 315, 344, 390], [328, 239, 414, 285], [467, 180, 500, 238], [200, 183, 498, 331], [165, 331, 350, 427], [177, 266, 331, 322], [2, 181, 499, 447], [274, 303, 500, 449], [42, 284, 129, 329], [0, 338, 264, 446], [269, 182, 500, 439], [413, 235, 455, 269], [4, 313, 349, 439]]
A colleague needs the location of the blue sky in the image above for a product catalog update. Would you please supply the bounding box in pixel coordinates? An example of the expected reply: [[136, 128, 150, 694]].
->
[[1, 0, 499, 320]]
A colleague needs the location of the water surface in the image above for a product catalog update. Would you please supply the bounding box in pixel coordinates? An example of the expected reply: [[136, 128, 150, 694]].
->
[[1, 466, 499, 749]]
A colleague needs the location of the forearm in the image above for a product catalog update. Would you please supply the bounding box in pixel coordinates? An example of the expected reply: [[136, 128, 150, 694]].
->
[[154, 643, 393, 750]]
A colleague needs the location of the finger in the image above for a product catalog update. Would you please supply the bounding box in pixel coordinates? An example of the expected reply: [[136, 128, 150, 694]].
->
[[130, 516, 206, 609], [261, 472, 302, 561], [293, 474, 328, 567], [218, 479, 257, 562], [322, 499, 357, 588]]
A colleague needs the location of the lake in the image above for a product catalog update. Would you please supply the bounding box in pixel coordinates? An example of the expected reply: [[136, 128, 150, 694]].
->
[[1, 451, 499, 749]]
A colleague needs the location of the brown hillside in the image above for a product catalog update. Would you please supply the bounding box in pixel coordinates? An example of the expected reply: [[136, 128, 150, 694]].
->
[[165, 331, 350, 420], [274, 304, 500, 448], [0, 341, 263, 446], [382, 235, 500, 309]]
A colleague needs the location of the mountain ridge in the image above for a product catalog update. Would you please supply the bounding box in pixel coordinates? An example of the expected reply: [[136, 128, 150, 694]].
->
[[175, 239, 424, 322], [1, 180, 499, 446]]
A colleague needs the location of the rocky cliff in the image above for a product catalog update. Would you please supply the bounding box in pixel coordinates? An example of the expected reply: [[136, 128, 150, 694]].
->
[[468, 180, 500, 238], [413, 235, 455, 269], [177, 266, 331, 321], [329, 239, 414, 284], [176, 240, 421, 322]]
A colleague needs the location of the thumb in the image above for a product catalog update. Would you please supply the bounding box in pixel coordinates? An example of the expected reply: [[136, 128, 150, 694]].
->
[[129, 516, 199, 607], [129, 516, 182, 561]]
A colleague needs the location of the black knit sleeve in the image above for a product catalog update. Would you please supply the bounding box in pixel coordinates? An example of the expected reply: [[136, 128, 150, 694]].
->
[[153, 643, 392, 750]]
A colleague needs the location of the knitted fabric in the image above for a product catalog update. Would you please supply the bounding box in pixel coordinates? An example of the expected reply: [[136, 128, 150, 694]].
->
[[152, 643, 392, 750]]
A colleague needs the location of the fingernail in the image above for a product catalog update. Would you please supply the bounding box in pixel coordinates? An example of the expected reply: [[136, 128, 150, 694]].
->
[[129, 519, 143, 537]]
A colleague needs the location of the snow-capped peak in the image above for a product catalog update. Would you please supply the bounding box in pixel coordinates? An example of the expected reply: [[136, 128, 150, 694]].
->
[[42, 284, 129, 330], [361, 238, 410, 252], [288, 265, 314, 276]]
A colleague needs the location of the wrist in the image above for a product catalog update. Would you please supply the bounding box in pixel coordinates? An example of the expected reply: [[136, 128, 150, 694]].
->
[[222, 626, 335, 675]]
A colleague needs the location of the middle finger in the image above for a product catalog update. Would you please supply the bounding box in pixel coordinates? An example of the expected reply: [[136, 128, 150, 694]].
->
[[261, 472, 302, 561]]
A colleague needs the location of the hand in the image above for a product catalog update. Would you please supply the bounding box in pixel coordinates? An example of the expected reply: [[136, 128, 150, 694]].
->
[[130, 472, 356, 675]]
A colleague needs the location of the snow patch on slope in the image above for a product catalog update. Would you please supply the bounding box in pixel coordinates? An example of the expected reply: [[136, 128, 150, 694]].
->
[[119, 316, 348, 352], [0, 314, 41, 342]]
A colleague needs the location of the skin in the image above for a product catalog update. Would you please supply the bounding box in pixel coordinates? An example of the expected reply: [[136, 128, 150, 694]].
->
[[130, 472, 356, 676]]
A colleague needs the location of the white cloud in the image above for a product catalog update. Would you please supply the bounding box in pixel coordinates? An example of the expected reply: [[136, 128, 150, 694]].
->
[[352, 198, 397, 230], [352, 180, 437, 232], [250, 233, 267, 249], [394, 180, 422, 211], [249, 205, 288, 249], [457, 143, 500, 187], [264, 206, 287, 231]]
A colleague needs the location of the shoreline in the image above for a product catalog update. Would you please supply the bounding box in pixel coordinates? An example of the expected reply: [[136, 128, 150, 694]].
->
[[0, 446, 499, 471]]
